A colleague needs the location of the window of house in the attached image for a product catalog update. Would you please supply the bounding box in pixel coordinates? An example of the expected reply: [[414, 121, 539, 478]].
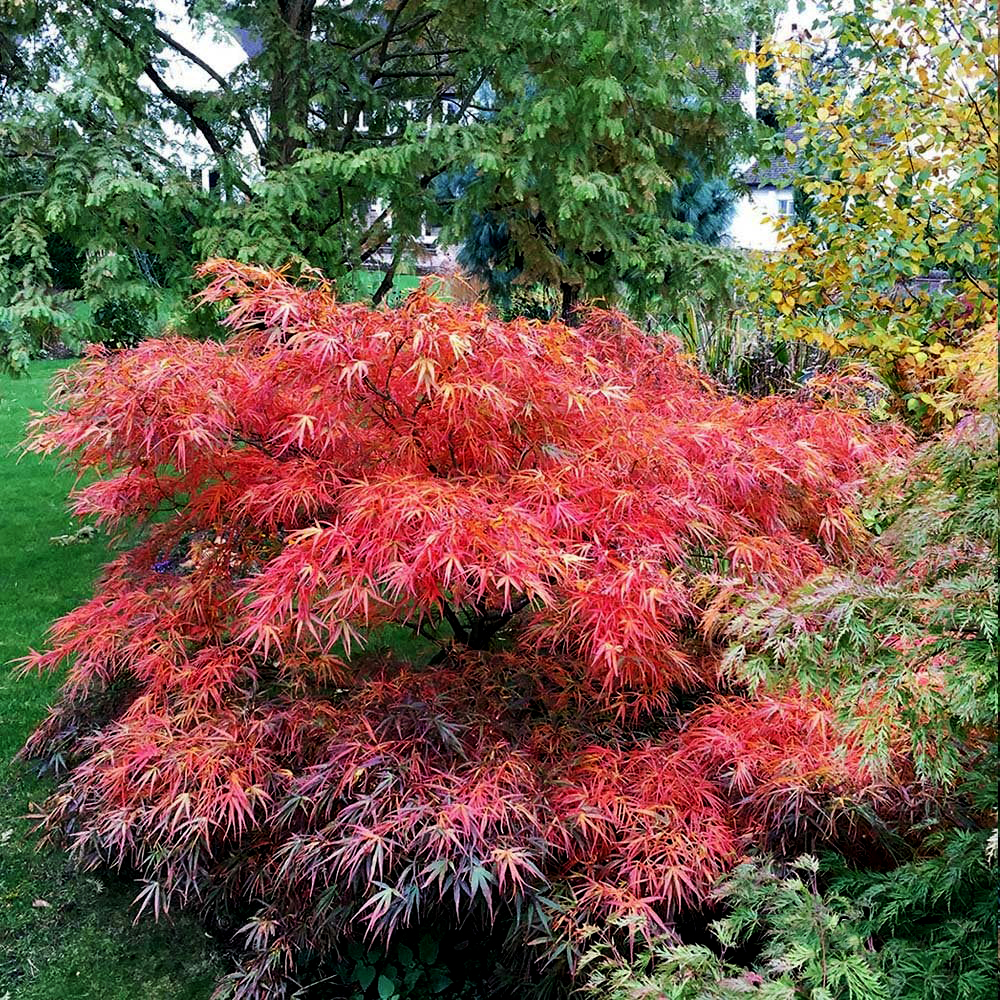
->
[[777, 197, 793, 217], [342, 109, 367, 132], [419, 219, 442, 245]]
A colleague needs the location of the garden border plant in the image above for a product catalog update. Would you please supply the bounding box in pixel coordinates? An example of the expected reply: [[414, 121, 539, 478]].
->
[[19, 260, 958, 998]]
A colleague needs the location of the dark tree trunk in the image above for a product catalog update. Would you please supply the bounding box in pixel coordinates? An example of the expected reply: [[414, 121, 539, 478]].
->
[[560, 281, 580, 324], [267, 0, 316, 168]]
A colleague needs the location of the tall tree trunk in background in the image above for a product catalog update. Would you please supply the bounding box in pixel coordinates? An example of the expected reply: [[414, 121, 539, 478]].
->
[[267, 0, 315, 168]]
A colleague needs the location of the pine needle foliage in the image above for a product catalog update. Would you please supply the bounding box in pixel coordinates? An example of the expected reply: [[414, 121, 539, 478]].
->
[[20, 261, 915, 997]]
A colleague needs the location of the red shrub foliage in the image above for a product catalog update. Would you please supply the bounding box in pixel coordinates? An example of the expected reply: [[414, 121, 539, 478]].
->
[[20, 261, 913, 997]]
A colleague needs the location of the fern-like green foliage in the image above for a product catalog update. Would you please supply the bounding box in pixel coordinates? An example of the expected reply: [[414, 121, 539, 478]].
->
[[826, 832, 997, 1000], [580, 845, 996, 1000], [2, 0, 782, 370], [677, 362, 999, 1000], [715, 407, 998, 791], [581, 856, 889, 1000]]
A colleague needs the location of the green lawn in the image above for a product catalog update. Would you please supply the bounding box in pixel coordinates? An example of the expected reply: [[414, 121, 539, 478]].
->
[[341, 269, 425, 305], [0, 362, 221, 1000]]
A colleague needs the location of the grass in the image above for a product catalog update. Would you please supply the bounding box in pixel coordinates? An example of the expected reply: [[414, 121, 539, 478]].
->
[[0, 362, 221, 1000], [341, 269, 425, 306]]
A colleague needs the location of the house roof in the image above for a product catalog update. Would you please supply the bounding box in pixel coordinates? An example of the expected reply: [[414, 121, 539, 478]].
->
[[742, 125, 803, 187]]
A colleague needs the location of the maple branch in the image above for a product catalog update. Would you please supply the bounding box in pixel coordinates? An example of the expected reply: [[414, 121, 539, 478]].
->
[[361, 375, 406, 419], [445, 431, 460, 470], [403, 615, 447, 649], [448, 597, 534, 650], [383, 337, 406, 393], [440, 602, 469, 644]]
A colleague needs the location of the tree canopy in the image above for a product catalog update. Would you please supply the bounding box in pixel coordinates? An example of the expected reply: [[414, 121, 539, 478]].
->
[[0, 0, 779, 368], [752, 0, 998, 423]]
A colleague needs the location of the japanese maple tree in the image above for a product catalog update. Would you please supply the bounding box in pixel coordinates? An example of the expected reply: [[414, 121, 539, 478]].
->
[[22, 260, 914, 997]]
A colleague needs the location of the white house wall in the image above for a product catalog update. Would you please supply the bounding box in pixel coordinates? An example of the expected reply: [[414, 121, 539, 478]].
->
[[728, 187, 793, 252], [724, 1, 818, 251]]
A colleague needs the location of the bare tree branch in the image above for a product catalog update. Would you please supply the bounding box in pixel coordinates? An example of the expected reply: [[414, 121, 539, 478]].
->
[[141, 62, 253, 197], [97, 13, 252, 197], [371, 243, 403, 305]]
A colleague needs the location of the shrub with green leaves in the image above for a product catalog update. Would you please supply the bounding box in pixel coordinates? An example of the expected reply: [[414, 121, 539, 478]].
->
[[332, 933, 492, 1000], [825, 832, 997, 1000], [579, 845, 996, 1000], [92, 297, 150, 351]]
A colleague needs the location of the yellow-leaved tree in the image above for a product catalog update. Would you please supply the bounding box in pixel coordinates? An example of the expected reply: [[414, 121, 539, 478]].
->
[[754, 0, 997, 425]]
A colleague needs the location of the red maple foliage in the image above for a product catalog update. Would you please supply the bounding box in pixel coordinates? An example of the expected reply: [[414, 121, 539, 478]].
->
[[21, 260, 914, 997]]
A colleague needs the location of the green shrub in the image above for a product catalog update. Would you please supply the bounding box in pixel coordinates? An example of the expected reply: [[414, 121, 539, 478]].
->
[[92, 297, 150, 350], [579, 844, 997, 1000], [331, 932, 495, 1000]]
